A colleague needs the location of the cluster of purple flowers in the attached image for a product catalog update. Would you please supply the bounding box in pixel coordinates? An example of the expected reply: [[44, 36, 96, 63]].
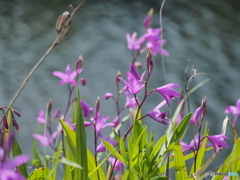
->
[[126, 9, 169, 56], [31, 10, 233, 173]]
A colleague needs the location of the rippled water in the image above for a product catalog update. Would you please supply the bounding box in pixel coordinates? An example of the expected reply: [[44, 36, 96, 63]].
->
[[0, 0, 240, 177]]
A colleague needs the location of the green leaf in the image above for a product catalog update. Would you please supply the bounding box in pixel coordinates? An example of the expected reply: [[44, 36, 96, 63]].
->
[[230, 138, 240, 177], [119, 137, 127, 162], [28, 167, 53, 180], [73, 90, 88, 180], [168, 113, 192, 146], [174, 141, 188, 179], [150, 135, 166, 159], [59, 119, 76, 152], [64, 140, 73, 180], [12, 137, 28, 178], [87, 148, 106, 180], [101, 140, 126, 164], [150, 176, 168, 180], [61, 157, 83, 169], [133, 120, 142, 144], [51, 142, 63, 179]]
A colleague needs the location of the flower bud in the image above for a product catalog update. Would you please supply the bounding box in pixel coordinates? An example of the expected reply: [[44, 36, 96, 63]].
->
[[12, 109, 21, 117], [115, 71, 121, 86], [201, 97, 207, 118], [2, 115, 8, 129], [47, 99, 52, 116], [52, 109, 61, 119], [76, 55, 83, 70], [95, 97, 100, 113], [146, 49, 154, 75], [104, 93, 113, 100], [12, 118, 20, 133], [146, 49, 152, 66], [80, 78, 87, 86], [134, 61, 141, 69], [143, 8, 154, 29]]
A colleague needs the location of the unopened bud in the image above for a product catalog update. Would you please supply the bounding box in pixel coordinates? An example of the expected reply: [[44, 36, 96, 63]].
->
[[76, 55, 84, 70], [201, 97, 207, 118], [53, 109, 61, 119], [95, 97, 100, 113], [146, 49, 154, 74], [47, 99, 52, 116], [201, 97, 207, 108], [104, 93, 113, 100], [148, 60, 154, 75], [143, 8, 154, 29], [115, 71, 121, 86], [12, 109, 21, 117], [2, 115, 8, 129], [12, 118, 20, 133], [134, 61, 141, 69], [80, 78, 87, 86], [146, 49, 152, 65]]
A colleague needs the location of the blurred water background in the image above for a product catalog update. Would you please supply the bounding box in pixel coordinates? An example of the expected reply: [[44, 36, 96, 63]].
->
[[0, 0, 240, 178]]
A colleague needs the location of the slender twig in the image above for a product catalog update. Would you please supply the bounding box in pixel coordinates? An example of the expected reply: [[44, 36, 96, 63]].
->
[[7, 0, 87, 110]]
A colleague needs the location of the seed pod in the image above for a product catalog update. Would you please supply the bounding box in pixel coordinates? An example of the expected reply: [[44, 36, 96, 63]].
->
[[55, 11, 72, 38]]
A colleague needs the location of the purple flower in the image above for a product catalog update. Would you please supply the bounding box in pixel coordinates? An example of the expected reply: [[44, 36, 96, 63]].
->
[[36, 109, 46, 124], [33, 130, 59, 146], [126, 32, 145, 51], [156, 83, 181, 107], [108, 157, 124, 171], [224, 99, 240, 126], [92, 112, 114, 136], [0, 153, 29, 180], [148, 100, 170, 125], [124, 88, 138, 108], [52, 65, 82, 86], [118, 64, 146, 95], [97, 137, 117, 152], [112, 116, 120, 128], [80, 100, 94, 119], [180, 135, 212, 155], [207, 134, 229, 153], [144, 28, 169, 56]]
